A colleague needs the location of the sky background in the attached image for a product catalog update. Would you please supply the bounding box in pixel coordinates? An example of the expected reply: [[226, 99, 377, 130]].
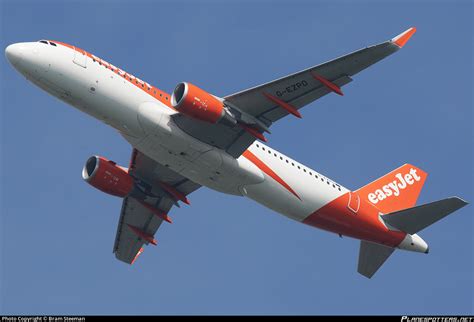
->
[[1, 0, 472, 315]]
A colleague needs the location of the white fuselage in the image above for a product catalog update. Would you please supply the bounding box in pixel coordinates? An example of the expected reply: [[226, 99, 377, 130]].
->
[[7, 33, 437, 271], [6, 41, 347, 224]]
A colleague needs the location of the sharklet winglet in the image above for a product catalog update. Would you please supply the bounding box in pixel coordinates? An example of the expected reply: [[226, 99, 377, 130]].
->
[[391, 27, 417, 48]]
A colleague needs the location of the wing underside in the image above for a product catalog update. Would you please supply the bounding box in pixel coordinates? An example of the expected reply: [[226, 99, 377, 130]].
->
[[113, 149, 201, 264], [114, 196, 164, 263]]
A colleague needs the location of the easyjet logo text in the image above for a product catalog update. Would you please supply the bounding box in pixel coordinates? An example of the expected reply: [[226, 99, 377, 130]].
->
[[367, 168, 421, 204]]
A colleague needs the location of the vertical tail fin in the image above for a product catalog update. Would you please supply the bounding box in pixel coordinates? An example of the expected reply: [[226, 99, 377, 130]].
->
[[356, 164, 428, 214]]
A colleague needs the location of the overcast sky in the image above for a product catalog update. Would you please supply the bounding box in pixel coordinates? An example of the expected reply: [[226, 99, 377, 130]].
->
[[1, 0, 472, 315]]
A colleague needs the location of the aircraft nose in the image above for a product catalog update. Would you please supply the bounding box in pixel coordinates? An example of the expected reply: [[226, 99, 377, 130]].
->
[[5, 43, 24, 66]]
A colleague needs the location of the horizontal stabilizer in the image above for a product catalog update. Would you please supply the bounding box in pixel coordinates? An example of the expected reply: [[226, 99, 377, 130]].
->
[[358, 241, 395, 279], [382, 197, 468, 234]]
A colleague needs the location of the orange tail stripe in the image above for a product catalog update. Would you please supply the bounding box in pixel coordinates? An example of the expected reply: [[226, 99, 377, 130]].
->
[[243, 150, 301, 200]]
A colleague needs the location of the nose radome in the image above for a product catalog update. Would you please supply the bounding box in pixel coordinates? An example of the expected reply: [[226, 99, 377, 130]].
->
[[5, 43, 24, 66]]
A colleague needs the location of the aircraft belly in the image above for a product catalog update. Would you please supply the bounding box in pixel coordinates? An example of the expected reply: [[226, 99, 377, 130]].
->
[[124, 131, 262, 196]]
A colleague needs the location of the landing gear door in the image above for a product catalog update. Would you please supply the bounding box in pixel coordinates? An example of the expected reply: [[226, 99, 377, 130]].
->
[[73, 47, 87, 68], [347, 191, 360, 214]]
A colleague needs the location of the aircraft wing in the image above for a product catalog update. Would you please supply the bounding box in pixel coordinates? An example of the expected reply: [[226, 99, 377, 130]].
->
[[113, 149, 201, 264], [174, 27, 416, 157]]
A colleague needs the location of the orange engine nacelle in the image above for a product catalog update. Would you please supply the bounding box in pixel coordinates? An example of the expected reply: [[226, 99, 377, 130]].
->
[[171, 82, 225, 124], [82, 156, 134, 198]]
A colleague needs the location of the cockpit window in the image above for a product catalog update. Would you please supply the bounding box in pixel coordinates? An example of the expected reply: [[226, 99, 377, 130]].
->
[[49, 42, 57, 47], [39, 40, 48, 44]]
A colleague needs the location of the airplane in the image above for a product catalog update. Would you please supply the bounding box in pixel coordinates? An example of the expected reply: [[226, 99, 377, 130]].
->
[[5, 27, 468, 278]]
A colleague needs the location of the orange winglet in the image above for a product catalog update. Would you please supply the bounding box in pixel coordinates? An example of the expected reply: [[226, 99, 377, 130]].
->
[[238, 123, 268, 142], [131, 247, 144, 264], [160, 182, 190, 205], [137, 199, 172, 223], [311, 73, 344, 96], [392, 27, 417, 48], [127, 224, 157, 246], [262, 92, 302, 118]]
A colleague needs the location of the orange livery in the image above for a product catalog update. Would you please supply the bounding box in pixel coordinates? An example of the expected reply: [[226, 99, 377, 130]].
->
[[6, 27, 468, 278]]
